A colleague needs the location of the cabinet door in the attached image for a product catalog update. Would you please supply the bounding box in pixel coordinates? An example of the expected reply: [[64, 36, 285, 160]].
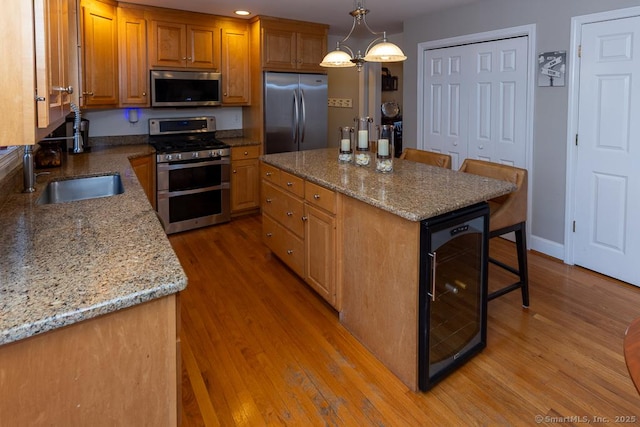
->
[[118, 8, 148, 106], [34, 0, 72, 128], [81, 0, 118, 107], [231, 146, 260, 213], [150, 20, 187, 68], [221, 26, 250, 104], [262, 28, 296, 70], [305, 203, 336, 306], [187, 24, 220, 70], [296, 31, 327, 72], [130, 154, 156, 209]]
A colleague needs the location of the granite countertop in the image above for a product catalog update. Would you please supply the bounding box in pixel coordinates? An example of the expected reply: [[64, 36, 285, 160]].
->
[[260, 148, 516, 222], [0, 145, 187, 346]]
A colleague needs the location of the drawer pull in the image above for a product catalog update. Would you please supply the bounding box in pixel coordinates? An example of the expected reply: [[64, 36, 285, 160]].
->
[[286, 249, 294, 255], [302, 216, 308, 221], [266, 198, 272, 203], [287, 182, 293, 187], [244, 151, 249, 156], [313, 194, 320, 199], [286, 211, 293, 216], [266, 232, 273, 237], [266, 172, 272, 177]]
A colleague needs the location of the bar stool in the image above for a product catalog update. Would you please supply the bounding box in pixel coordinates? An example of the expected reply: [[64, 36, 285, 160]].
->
[[399, 148, 452, 169], [459, 159, 529, 307]]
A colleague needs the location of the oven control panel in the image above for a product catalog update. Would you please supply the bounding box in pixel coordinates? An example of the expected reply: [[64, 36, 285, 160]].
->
[[157, 148, 231, 163]]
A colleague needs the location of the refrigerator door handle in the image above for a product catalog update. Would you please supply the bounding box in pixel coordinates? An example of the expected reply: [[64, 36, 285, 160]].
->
[[292, 89, 299, 143], [299, 89, 306, 144]]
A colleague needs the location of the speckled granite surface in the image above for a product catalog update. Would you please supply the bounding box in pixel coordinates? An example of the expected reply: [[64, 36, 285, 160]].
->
[[260, 148, 516, 222], [0, 145, 187, 345]]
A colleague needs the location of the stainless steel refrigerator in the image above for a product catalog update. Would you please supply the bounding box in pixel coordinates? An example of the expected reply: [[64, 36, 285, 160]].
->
[[264, 72, 328, 154]]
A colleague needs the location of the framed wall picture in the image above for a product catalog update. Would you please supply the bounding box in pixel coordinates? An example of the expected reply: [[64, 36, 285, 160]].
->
[[538, 51, 566, 87]]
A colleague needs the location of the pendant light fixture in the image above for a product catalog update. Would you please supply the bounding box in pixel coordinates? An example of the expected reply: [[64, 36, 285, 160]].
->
[[320, 1, 406, 71]]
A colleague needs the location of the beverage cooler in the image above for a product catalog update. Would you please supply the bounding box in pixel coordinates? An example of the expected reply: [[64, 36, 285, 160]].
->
[[418, 202, 489, 391]]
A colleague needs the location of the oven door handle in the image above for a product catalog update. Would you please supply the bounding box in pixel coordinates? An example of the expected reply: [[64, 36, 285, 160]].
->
[[159, 182, 230, 198], [158, 158, 229, 171]]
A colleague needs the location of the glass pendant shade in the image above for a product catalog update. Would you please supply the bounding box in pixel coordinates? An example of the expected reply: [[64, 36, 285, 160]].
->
[[320, 50, 356, 68], [364, 41, 407, 62]]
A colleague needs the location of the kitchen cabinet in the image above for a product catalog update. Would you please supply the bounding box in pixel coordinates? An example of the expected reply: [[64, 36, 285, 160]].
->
[[148, 12, 220, 70], [221, 20, 251, 105], [2, 0, 76, 145], [0, 295, 180, 425], [304, 181, 339, 308], [80, 0, 119, 108], [118, 6, 148, 107], [130, 153, 156, 209], [231, 145, 260, 214], [260, 162, 339, 308], [260, 17, 328, 72]]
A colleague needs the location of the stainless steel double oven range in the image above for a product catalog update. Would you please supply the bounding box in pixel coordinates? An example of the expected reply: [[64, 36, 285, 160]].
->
[[149, 116, 230, 234]]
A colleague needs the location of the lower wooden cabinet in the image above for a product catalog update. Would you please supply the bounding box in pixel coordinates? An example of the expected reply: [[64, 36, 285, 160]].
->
[[260, 162, 339, 308], [0, 295, 180, 425], [130, 153, 156, 209], [231, 145, 260, 214]]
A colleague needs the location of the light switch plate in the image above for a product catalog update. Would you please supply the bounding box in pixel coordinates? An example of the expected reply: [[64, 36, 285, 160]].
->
[[328, 98, 353, 108]]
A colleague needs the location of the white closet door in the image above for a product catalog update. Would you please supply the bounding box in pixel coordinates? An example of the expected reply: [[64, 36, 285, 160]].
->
[[468, 37, 528, 167], [573, 15, 640, 286], [423, 45, 470, 169], [422, 37, 528, 170]]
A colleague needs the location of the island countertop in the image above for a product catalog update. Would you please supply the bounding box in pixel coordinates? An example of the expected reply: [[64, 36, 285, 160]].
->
[[0, 145, 187, 346], [260, 148, 515, 221]]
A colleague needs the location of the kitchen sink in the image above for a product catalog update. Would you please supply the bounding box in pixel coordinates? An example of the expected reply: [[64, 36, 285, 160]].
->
[[37, 173, 124, 205]]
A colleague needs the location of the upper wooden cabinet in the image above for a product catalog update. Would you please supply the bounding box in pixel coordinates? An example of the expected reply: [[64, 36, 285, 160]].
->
[[220, 20, 250, 105], [118, 6, 148, 107], [2, 0, 76, 145], [148, 11, 220, 70], [80, 0, 119, 108], [259, 17, 328, 72], [35, 0, 73, 129]]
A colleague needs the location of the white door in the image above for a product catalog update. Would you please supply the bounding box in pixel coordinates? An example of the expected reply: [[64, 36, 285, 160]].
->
[[574, 15, 640, 286], [422, 37, 528, 170]]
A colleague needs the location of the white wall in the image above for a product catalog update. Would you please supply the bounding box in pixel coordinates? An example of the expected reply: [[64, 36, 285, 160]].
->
[[403, 0, 640, 255], [83, 106, 243, 137]]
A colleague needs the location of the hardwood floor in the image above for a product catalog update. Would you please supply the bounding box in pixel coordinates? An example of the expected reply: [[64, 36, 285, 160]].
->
[[169, 214, 640, 426]]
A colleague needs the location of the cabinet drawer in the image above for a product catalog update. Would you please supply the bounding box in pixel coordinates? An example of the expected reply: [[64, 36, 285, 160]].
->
[[261, 162, 280, 185], [305, 181, 336, 214], [261, 182, 305, 238], [262, 214, 305, 277], [280, 171, 305, 198], [232, 145, 260, 160]]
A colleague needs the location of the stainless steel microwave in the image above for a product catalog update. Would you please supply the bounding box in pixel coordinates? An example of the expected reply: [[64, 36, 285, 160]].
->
[[150, 70, 222, 107]]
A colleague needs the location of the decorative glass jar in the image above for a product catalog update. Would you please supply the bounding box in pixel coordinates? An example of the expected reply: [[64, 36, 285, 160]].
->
[[375, 124, 394, 173], [354, 117, 372, 167], [338, 126, 353, 163]]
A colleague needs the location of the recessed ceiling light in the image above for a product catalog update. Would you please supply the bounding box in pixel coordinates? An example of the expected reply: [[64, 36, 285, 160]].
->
[[234, 10, 251, 16]]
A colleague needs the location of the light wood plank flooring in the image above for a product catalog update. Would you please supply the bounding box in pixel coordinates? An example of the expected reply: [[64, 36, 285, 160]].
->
[[169, 214, 640, 426]]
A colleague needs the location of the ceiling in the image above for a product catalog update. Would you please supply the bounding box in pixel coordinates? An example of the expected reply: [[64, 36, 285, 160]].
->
[[127, 0, 481, 36]]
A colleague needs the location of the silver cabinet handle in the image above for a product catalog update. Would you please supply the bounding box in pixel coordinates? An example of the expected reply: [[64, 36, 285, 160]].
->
[[286, 211, 293, 216], [82, 91, 94, 96], [286, 249, 294, 255], [266, 232, 273, 237], [233, 169, 237, 173], [428, 252, 437, 302], [313, 194, 320, 199], [244, 151, 249, 156], [302, 216, 308, 221], [55, 86, 73, 94], [266, 198, 272, 203], [266, 172, 272, 177], [35, 96, 46, 101], [287, 182, 293, 187]]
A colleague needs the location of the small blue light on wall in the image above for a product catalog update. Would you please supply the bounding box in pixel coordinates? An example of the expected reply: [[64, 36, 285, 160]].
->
[[126, 108, 140, 123]]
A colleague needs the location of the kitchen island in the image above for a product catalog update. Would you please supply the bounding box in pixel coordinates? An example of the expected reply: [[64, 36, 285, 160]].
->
[[260, 148, 515, 391], [0, 145, 187, 425]]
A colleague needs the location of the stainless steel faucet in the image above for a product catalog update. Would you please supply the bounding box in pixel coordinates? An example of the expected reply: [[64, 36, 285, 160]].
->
[[23, 103, 84, 192]]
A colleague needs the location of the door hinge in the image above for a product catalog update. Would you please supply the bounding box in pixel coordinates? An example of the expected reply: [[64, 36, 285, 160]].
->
[[573, 221, 576, 232], [575, 134, 578, 146], [578, 45, 582, 58]]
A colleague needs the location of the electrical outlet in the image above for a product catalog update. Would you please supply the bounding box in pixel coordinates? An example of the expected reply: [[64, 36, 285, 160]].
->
[[328, 98, 353, 108]]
